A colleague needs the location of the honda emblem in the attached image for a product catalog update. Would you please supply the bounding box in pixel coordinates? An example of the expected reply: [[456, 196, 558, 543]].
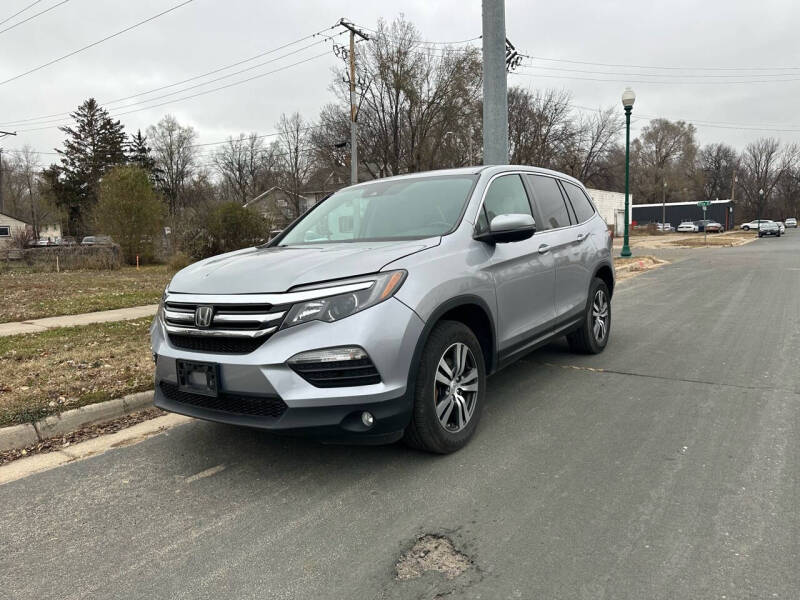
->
[[194, 305, 214, 328]]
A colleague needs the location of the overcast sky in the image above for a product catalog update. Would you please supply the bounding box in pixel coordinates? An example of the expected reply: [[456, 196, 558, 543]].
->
[[1, 0, 799, 165]]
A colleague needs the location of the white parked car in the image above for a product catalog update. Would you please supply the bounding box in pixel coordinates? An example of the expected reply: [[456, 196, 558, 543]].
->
[[657, 222, 675, 232], [774, 221, 786, 233], [740, 219, 773, 231], [677, 221, 699, 233], [785, 217, 797, 228]]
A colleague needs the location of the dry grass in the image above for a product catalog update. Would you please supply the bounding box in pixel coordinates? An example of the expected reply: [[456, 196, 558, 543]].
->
[[614, 231, 754, 250], [0, 318, 154, 427], [0, 265, 174, 323]]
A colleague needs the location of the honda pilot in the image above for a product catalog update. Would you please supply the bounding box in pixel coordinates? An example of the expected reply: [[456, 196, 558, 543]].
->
[[151, 166, 615, 453]]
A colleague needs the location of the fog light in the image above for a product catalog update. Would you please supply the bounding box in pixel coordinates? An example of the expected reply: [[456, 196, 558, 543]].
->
[[288, 346, 368, 364], [361, 411, 374, 428]]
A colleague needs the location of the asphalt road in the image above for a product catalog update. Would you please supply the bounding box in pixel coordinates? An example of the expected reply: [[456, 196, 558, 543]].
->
[[2, 231, 799, 600]]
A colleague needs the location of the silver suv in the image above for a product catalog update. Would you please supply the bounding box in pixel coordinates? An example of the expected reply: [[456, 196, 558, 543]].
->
[[151, 166, 614, 453]]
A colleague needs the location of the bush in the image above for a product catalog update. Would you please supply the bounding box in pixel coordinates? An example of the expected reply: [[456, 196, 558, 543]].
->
[[168, 251, 192, 271], [95, 165, 165, 264], [183, 202, 268, 260]]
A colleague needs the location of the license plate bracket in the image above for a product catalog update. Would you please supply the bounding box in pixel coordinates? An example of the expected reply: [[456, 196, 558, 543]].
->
[[176, 360, 219, 397]]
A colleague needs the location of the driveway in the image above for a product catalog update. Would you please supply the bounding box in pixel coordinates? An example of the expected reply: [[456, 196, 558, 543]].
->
[[1, 232, 798, 600]]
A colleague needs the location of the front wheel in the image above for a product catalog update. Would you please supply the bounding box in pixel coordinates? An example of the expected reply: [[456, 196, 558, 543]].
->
[[567, 278, 611, 354], [404, 321, 486, 454], [743, 225, 750, 231]]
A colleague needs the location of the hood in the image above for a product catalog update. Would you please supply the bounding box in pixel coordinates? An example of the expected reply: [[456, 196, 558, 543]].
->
[[168, 239, 440, 294]]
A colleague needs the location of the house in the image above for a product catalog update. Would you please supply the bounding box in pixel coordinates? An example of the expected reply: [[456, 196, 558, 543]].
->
[[0, 211, 31, 248], [38, 222, 63, 242], [586, 189, 632, 236], [244, 187, 318, 228]]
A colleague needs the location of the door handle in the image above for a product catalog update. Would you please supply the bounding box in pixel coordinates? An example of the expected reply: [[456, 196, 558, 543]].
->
[[538, 244, 550, 255], [575, 233, 587, 242]]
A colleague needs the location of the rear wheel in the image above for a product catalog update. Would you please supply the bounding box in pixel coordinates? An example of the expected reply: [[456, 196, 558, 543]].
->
[[404, 321, 486, 454], [567, 278, 611, 354]]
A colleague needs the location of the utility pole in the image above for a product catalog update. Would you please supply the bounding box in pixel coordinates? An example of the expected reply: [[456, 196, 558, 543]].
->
[[337, 19, 369, 185], [481, 0, 509, 165], [0, 131, 18, 214]]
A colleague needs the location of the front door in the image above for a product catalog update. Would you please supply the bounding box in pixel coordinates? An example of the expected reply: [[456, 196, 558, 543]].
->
[[476, 174, 556, 354]]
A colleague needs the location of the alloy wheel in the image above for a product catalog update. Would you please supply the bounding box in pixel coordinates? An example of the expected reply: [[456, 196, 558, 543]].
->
[[434, 342, 479, 433], [592, 289, 609, 342]]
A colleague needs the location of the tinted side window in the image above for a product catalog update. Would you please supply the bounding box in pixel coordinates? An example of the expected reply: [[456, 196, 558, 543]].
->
[[476, 175, 531, 233], [562, 182, 596, 223], [526, 175, 571, 229]]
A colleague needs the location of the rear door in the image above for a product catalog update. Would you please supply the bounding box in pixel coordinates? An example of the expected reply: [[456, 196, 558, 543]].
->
[[476, 174, 556, 353], [559, 181, 599, 317]]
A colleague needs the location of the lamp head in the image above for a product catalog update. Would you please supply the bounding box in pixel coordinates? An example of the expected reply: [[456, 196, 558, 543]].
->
[[621, 87, 636, 108]]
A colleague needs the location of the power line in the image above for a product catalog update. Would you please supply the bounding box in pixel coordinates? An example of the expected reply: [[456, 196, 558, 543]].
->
[[0, 0, 69, 36], [15, 51, 333, 132], [512, 69, 800, 85], [521, 54, 800, 72], [0, 0, 43, 26], [355, 24, 481, 46], [0, 0, 196, 87], [520, 62, 800, 80], [5, 38, 341, 129], [0, 25, 343, 127]]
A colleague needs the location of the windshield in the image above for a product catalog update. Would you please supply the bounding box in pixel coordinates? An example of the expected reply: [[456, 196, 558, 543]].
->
[[278, 175, 477, 245]]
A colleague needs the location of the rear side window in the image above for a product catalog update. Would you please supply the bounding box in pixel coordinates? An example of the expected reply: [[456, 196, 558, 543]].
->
[[562, 182, 596, 223], [526, 175, 571, 230], [476, 174, 532, 233]]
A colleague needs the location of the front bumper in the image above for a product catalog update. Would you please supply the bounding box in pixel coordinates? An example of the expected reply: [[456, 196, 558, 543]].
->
[[150, 297, 424, 442]]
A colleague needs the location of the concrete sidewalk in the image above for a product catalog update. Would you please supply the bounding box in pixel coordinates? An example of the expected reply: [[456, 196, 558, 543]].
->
[[0, 304, 158, 337]]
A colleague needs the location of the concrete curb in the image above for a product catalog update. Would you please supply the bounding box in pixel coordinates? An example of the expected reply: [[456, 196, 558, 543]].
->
[[0, 390, 154, 452]]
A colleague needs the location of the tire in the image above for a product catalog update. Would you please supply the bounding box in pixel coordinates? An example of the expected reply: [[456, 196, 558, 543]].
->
[[404, 320, 486, 454], [758, 233, 763, 238], [567, 278, 611, 355], [743, 225, 750, 231]]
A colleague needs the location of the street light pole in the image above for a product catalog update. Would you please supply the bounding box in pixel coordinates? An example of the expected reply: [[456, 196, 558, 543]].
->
[[757, 188, 764, 234], [662, 179, 667, 230], [620, 87, 636, 257]]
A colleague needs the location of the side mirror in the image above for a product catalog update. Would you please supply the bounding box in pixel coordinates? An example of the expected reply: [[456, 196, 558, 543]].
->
[[475, 213, 536, 244]]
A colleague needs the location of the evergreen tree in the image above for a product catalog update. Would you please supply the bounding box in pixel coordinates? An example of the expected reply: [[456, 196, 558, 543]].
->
[[127, 129, 157, 175], [54, 98, 126, 236]]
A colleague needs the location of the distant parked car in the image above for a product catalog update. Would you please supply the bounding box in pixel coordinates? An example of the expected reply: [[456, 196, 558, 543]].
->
[[81, 235, 113, 246], [758, 221, 781, 237], [677, 221, 699, 233], [775, 221, 786, 234], [657, 222, 675, 232], [785, 217, 797, 228], [740, 219, 773, 231], [58, 236, 77, 246], [704, 221, 724, 233], [34, 238, 52, 247]]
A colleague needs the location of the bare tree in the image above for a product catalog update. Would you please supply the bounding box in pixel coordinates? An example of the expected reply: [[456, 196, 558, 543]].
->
[[696, 143, 738, 201], [316, 16, 482, 178], [277, 112, 313, 220], [214, 133, 280, 204], [147, 114, 197, 216], [738, 138, 798, 220], [560, 106, 623, 186], [508, 87, 574, 169], [631, 119, 698, 204]]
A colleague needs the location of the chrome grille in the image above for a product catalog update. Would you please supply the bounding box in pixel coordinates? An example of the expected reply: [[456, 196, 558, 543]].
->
[[163, 294, 289, 352]]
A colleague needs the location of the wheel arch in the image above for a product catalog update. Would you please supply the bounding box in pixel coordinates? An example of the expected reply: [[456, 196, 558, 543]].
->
[[407, 296, 498, 396], [594, 263, 615, 298]]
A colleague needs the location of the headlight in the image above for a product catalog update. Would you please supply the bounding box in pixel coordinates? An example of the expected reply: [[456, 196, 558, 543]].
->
[[156, 286, 168, 321], [282, 270, 407, 328]]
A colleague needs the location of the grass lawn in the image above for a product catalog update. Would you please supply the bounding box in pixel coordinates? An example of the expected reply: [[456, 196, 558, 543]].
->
[[0, 318, 154, 427], [0, 265, 174, 323]]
